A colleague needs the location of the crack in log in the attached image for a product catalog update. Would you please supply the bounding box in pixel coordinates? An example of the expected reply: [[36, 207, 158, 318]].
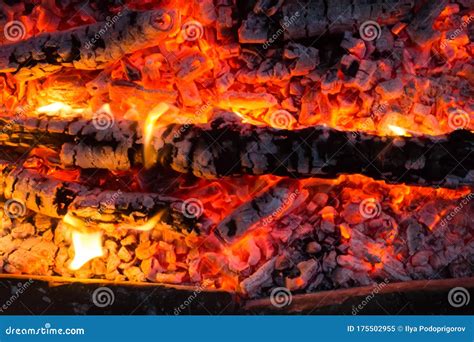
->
[[0, 113, 472, 188]]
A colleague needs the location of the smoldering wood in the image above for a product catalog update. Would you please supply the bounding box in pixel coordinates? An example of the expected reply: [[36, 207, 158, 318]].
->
[[0, 275, 472, 314], [0, 8, 179, 80], [0, 160, 206, 234], [0, 275, 238, 315], [216, 179, 300, 242], [152, 116, 474, 188], [406, 0, 449, 46], [238, 0, 415, 42], [0, 114, 472, 188]]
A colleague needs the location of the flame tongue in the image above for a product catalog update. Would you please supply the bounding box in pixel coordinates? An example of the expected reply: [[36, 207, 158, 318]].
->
[[69, 230, 104, 271]]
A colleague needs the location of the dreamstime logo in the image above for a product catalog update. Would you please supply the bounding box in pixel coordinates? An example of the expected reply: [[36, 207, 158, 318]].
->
[[440, 193, 473, 227], [448, 109, 470, 130], [4, 20, 26, 42], [359, 198, 381, 219], [440, 15, 474, 49], [92, 287, 115, 307], [0, 279, 34, 313], [181, 198, 204, 219], [181, 20, 204, 42], [84, 11, 124, 49], [448, 287, 470, 308], [262, 11, 300, 49], [4, 199, 27, 219], [269, 109, 295, 129], [92, 110, 115, 130], [270, 287, 292, 308], [352, 278, 389, 315], [359, 20, 381, 41]]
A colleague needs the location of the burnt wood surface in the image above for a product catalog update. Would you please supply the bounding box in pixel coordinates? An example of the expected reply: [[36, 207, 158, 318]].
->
[[153, 116, 474, 188], [0, 275, 471, 315], [0, 8, 179, 80], [239, 0, 415, 42], [216, 179, 301, 242], [0, 114, 473, 188], [0, 160, 207, 234]]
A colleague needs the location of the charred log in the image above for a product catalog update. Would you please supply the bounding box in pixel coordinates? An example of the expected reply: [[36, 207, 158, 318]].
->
[[151, 117, 474, 188], [216, 179, 301, 242], [239, 0, 415, 43], [0, 8, 179, 80], [0, 160, 205, 234], [1, 114, 473, 188]]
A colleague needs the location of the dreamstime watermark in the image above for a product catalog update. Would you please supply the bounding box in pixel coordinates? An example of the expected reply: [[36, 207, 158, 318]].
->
[[352, 102, 388, 138], [440, 15, 474, 49], [173, 101, 211, 139], [359, 198, 381, 219], [262, 189, 300, 225], [84, 11, 124, 49], [92, 107, 115, 130], [3, 20, 26, 42], [1, 105, 30, 134], [173, 280, 212, 315], [0, 279, 34, 313], [262, 11, 300, 49], [181, 20, 204, 42], [359, 20, 381, 42], [447, 109, 470, 130], [352, 278, 390, 315], [269, 109, 296, 129], [448, 287, 470, 308], [440, 193, 473, 227], [91, 287, 115, 307], [270, 287, 293, 308], [5, 323, 85, 336], [181, 198, 204, 219], [83, 190, 123, 225], [4, 199, 27, 219]]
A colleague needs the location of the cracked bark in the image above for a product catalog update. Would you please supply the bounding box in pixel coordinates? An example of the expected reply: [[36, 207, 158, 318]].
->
[[0, 113, 472, 188], [0, 160, 206, 234], [0, 8, 179, 80]]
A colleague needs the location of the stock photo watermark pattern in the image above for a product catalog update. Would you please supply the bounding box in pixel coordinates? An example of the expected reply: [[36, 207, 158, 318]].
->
[[92, 287, 115, 308], [0, 1, 472, 339]]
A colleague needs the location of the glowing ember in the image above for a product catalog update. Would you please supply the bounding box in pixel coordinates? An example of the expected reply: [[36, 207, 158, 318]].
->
[[0, 0, 471, 298], [388, 125, 409, 136], [36, 102, 85, 116]]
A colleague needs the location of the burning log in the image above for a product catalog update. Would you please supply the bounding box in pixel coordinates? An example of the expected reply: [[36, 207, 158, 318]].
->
[[152, 115, 474, 188], [0, 160, 206, 234], [406, 0, 449, 46], [216, 179, 301, 242], [0, 8, 179, 80], [1, 114, 473, 188], [239, 0, 415, 42]]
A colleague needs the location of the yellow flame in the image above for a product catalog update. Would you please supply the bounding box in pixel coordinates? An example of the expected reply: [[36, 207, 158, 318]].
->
[[69, 230, 104, 270], [143, 103, 170, 168], [388, 125, 409, 136], [63, 214, 104, 270]]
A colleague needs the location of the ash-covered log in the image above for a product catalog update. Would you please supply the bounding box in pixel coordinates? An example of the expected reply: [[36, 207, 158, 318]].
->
[[216, 179, 301, 242], [0, 160, 206, 234], [152, 116, 474, 188], [239, 0, 415, 43], [1, 113, 473, 188], [0, 8, 179, 80]]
